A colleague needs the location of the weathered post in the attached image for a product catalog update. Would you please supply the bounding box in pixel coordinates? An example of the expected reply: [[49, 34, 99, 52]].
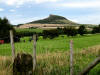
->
[[13, 53, 33, 75], [10, 30, 15, 59], [79, 57, 100, 75], [33, 34, 37, 72], [70, 40, 74, 75]]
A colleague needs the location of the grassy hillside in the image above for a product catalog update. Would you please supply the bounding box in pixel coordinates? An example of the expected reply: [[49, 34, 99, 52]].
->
[[28, 14, 78, 24], [17, 14, 96, 28]]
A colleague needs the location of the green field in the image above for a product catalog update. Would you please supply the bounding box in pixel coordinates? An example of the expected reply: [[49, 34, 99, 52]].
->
[[0, 34, 100, 75], [0, 34, 100, 56], [15, 28, 43, 33]]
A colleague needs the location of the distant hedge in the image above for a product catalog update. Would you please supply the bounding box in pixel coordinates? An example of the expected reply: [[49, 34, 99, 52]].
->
[[15, 25, 100, 40], [15, 29, 43, 37], [43, 29, 59, 39], [42, 27, 78, 39]]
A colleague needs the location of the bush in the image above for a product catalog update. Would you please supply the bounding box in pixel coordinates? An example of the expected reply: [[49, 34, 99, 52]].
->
[[92, 25, 100, 34], [63, 27, 78, 37], [78, 25, 87, 36], [57, 27, 64, 35], [43, 29, 59, 39]]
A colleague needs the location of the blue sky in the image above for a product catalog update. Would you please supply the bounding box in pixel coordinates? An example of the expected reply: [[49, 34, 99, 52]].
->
[[0, 0, 100, 25]]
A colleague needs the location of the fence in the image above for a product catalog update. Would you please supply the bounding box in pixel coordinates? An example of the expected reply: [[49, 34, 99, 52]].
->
[[0, 30, 100, 75]]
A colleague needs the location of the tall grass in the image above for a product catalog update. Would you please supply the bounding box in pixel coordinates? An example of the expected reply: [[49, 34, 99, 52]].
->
[[0, 56, 12, 75], [0, 45, 100, 75]]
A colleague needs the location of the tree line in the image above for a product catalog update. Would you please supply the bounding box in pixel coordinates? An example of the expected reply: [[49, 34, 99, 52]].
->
[[42, 25, 86, 39], [0, 17, 100, 42], [42, 25, 100, 39]]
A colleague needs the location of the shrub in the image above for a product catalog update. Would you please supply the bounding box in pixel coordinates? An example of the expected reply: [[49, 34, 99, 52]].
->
[[43, 29, 59, 39], [78, 25, 87, 36], [63, 27, 78, 37], [92, 25, 100, 34]]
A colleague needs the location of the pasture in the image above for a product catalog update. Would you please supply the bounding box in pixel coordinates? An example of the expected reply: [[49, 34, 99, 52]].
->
[[15, 28, 43, 33], [0, 34, 100, 56], [0, 34, 100, 75]]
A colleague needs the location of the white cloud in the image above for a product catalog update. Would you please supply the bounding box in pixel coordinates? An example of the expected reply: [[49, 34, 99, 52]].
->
[[69, 13, 100, 24], [70, 19, 79, 23], [0, 0, 28, 5], [9, 17, 43, 25], [9, 9, 16, 12], [35, 0, 58, 4], [58, 0, 100, 8], [0, 8, 4, 11], [0, 0, 59, 6]]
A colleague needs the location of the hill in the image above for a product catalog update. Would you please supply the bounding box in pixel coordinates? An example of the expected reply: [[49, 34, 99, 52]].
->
[[27, 14, 78, 25], [17, 14, 96, 29]]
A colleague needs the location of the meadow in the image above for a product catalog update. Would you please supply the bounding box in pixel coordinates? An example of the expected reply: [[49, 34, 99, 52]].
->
[[15, 28, 43, 33], [0, 34, 100, 75], [0, 34, 100, 56]]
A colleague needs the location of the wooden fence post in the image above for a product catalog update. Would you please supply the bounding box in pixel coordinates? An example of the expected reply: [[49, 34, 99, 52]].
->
[[10, 30, 15, 59], [70, 40, 74, 75], [33, 34, 37, 72], [79, 57, 100, 75]]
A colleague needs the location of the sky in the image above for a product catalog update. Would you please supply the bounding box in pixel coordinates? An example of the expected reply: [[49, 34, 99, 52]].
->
[[0, 0, 100, 25]]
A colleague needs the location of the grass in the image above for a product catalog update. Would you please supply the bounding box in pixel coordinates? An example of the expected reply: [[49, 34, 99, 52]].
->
[[0, 34, 100, 75], [0, 56, 12, 75], [0, 45, 100, 75], [0, 34, 100, 56], [15, 28, 43, 33]]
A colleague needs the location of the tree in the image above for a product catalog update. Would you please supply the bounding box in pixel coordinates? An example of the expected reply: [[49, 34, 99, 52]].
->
[[63, 27, 78, 37], [0, 17, 14, 42], [98, 25, 100, 33], [57, 27, 64, 35], [92, 25, 100, 34], [43, 29, 59, 39], [78, 25, 86, 36]]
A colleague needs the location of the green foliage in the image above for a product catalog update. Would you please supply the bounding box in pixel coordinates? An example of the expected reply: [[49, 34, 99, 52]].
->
[[78, 25, 87, 36], [42, 27, 78, 39], [43, 29, 59, 39], [57, 27, 64, 34], [63, 27, 78, 36], [92, 25, 100, 34], [15, 28, 43, 37], [0, 17, 14, 42]]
